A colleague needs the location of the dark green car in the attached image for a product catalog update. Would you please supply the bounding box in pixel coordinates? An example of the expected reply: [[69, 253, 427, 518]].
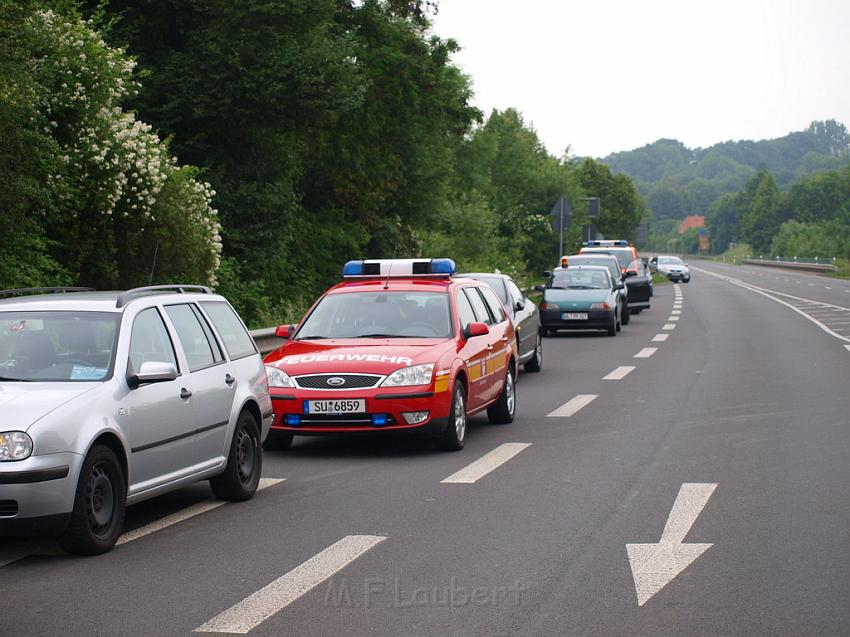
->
[[536, 265, 625, 336]]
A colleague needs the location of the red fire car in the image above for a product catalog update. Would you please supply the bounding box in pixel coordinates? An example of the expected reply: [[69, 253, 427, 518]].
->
[[263, 258, 518, 451]]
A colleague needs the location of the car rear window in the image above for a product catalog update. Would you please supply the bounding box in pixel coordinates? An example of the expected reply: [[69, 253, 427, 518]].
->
[[582, 248, 634, 269], [200, 301, 257, 360]]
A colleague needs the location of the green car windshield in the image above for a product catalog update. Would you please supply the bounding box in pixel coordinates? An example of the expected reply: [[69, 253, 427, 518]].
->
[[549, 269, 611, 290], [0, 311, 119, 381]]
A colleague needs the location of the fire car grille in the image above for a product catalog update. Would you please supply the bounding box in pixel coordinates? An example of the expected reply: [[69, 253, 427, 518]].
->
[[293, 374, 383, 390]]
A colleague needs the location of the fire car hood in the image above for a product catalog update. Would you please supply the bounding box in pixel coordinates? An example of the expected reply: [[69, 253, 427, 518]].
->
[[265, 339, 456, 375]]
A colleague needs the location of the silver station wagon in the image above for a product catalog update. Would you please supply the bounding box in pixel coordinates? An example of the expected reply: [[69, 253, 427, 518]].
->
[[0, 286, 272, 554]]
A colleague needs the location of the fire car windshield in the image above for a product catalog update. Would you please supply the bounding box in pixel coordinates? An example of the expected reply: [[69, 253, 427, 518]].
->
[[296, 291, 453, 339], [0, 311, 119, 381]]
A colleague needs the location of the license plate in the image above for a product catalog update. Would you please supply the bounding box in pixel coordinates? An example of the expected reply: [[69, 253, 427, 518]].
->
[[562, 312, 588, 320], [305, 399, 365, 414]]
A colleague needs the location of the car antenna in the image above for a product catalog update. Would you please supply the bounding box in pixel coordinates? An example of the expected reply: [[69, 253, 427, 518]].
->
[[148, 240, 160, 285], [383, 261, 391, 289]]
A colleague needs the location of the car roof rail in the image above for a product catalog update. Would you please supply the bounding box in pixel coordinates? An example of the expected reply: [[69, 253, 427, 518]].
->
[[0, 286, 95, 299], [116, 284, 212, 308]]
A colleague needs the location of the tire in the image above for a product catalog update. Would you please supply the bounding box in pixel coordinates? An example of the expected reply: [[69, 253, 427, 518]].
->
[[437, 382, 467, 451], [631, 308, 642, 315], [210, 411, 262, 501], [263, 430, 294, 451], [621, 301, 630, 326], [544, 328, 554, 337], [607, 312, 617, 337], [488, 365, 516, 424], [524, 332, 543, 372], [58, 445, 126, 555]]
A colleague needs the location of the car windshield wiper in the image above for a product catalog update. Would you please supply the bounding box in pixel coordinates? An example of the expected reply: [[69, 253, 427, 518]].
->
[[354, 333, 417, 339], [548, 286, 566, 290], [567, 285, 593, 289], [296, 335, 331, 340], [0, 375, 32, 381]]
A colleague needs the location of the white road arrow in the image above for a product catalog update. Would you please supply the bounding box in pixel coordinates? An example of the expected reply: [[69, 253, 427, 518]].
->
[[627, 482, 717, 606]]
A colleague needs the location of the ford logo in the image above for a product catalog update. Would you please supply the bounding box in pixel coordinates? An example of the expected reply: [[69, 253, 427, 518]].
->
[[327, 376, 346, 387]]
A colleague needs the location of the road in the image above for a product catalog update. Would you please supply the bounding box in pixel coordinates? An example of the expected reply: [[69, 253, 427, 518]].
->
[[3, 259, 850, 636]]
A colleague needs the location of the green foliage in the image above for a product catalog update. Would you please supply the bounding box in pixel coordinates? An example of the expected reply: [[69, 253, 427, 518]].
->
[[604, 120, 850, 222], [576, 158, 645, 241], [0, 2, 220, 291], [770, 221, 850, 260]]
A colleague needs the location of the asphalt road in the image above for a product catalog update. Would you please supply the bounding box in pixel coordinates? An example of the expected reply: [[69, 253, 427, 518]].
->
[[3, 261, 850, 636]]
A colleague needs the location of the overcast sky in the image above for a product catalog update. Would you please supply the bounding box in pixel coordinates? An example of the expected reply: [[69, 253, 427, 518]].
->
[[430, 0, 850, 158]]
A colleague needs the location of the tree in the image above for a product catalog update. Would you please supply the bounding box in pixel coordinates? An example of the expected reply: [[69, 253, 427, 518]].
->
[[0, 3, 221, 290], [577, 158, 644, 241]]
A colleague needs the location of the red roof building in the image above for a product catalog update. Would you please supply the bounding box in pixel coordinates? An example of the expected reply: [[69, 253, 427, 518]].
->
[[679, 215, 705, 234]]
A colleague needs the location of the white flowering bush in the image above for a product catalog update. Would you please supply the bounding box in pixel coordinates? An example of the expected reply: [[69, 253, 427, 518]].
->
[[23, 8, 221, 287]]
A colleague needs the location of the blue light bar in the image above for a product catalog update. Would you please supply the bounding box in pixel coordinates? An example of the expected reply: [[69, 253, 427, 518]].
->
[[342, 261, 364, 276], [285, 414, 301, 426], [341, 259, 456, 278], [371, 413, 388, 427]]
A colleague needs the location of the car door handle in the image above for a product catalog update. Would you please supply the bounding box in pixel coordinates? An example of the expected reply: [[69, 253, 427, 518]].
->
[[500, 336, 509, 343], [486, 344, 494, 351], [225, 373, 235, 386], [180, 388, 192, 400]]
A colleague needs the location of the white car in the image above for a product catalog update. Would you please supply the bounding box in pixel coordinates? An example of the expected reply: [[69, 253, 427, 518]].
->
[[0, 285, 272, 554], [652, 255, 691, 282]]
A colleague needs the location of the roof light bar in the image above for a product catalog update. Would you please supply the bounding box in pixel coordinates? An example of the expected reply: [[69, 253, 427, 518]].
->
[[341, 258, 456, 278], [583, 240, 629, 247]]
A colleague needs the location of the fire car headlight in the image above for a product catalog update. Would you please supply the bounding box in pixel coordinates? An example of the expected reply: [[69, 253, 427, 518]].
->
[[381, 364, 435, 387], [0, 431, 33, 461], [265, 365, 295, 388]]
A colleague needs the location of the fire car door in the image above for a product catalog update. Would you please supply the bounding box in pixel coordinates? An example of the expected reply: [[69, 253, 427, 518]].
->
[[455, 288, 491, 411], [478, 285, 512, 402]]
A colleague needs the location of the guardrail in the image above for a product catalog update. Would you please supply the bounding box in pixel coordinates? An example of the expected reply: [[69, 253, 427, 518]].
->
[[742, 258, 838, 273], [250, 327, 285, 355]]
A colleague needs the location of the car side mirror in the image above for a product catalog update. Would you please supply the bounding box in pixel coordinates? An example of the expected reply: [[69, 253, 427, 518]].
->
[[274, 324, 294, 339], [514, 300, 525, 312], [614, 282, 625, 290], [534, 284, 545, 293], [464, 322, 490, 339], [542, 271, 551, 278], [624, 270, 637, 279], [128, 361, 178, 389]]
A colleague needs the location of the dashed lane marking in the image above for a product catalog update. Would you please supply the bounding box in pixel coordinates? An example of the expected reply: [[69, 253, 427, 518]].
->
[[603, 366, 636, 380], [547, 394, 598, 417], [652, 334, 669, 342], [662, 323, 676, 330], [441, 443, 532, 484], [195, 535, 386, 634], [634, 347, 657, 359]]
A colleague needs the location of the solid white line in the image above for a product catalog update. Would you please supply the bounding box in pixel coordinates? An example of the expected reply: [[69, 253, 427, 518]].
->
[[441, 442, 532, 484], [634, 347, 657, 358], [652, 334, 669, 342], [117, 478, 284, 546], [547, 393, 598, 417], [195, 535, 386, 634], [603, 366, 636, 380], [692, 267, 850, 344], [662, 323, 676, 330]]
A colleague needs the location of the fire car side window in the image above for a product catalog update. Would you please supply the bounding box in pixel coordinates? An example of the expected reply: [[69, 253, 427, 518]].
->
[[479, 286, 507, 323], [464, 287, 495, 326], [455, 289, 477, 330]]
